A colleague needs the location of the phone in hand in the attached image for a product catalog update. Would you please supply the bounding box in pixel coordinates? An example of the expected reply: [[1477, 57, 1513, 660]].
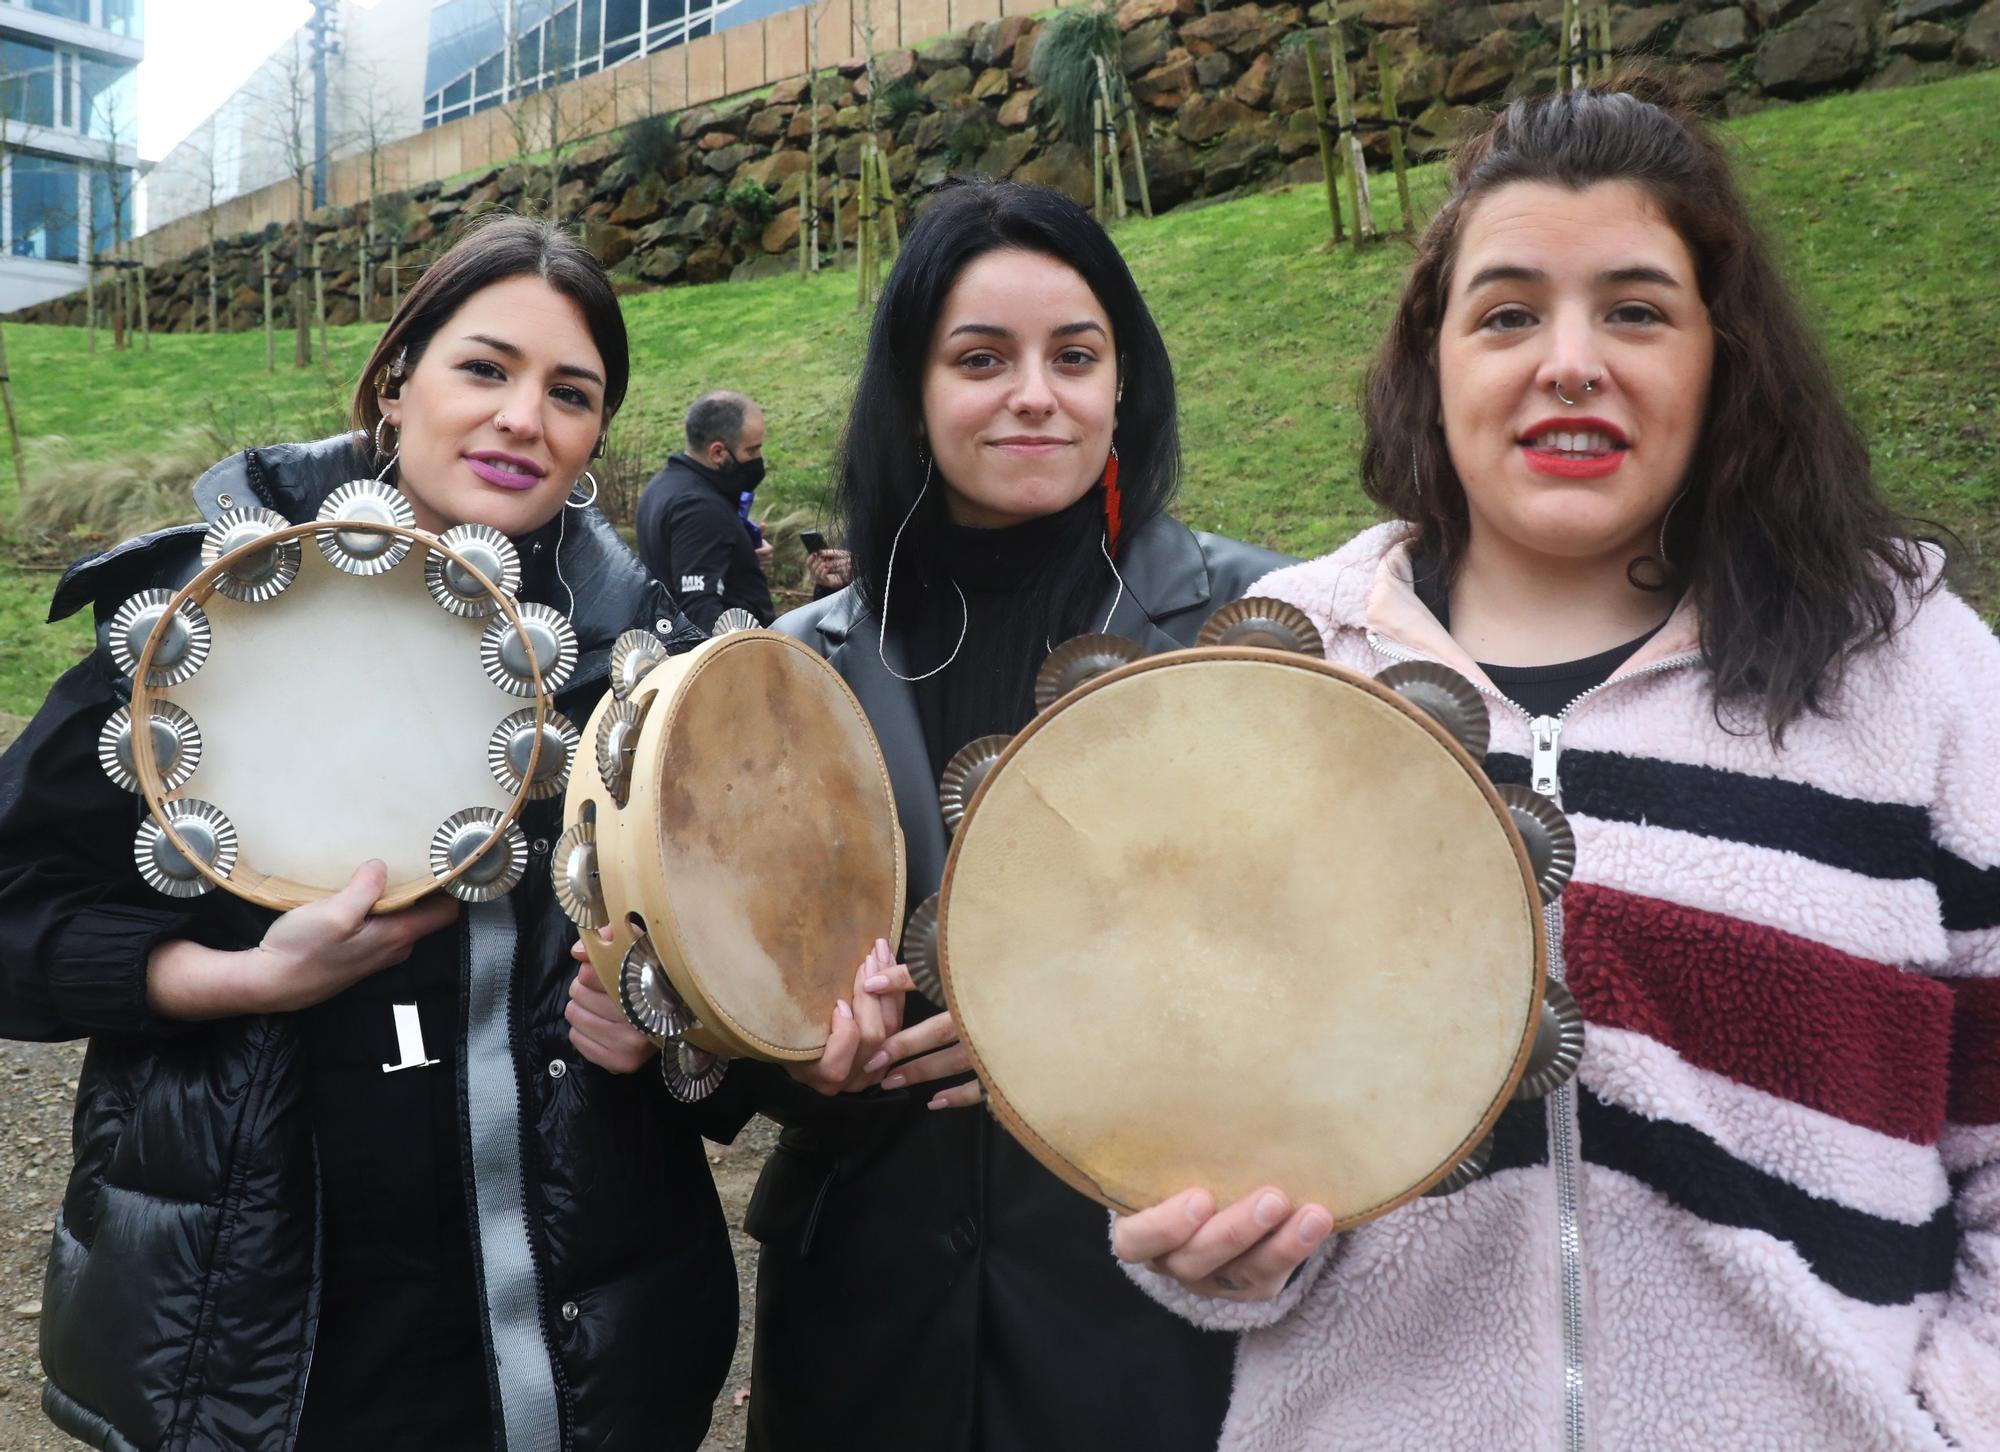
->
[[800, 529, 830, 554]]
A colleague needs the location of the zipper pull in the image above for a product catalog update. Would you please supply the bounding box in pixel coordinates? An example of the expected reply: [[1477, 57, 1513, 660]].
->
[[1529, 715, 1564, 803]]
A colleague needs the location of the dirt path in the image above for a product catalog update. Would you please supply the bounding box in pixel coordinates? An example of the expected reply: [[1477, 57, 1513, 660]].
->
[[0, 1035, 770, 1450]]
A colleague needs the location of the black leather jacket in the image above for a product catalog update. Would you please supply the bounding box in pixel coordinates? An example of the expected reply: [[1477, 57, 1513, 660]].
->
[[0, 435, 737, 1451]]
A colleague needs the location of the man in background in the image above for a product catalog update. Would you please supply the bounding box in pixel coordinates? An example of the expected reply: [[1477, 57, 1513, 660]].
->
[[636, 390, 776, 630]]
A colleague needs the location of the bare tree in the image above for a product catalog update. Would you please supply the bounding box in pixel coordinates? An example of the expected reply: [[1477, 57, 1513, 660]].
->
[[490, 3, 613, 220], [239, 33, 320, 366], [341, 57, 405, 321], [0, 52, 34, 488], [83, 76, 138, 351], [181, 125, 227, 334]]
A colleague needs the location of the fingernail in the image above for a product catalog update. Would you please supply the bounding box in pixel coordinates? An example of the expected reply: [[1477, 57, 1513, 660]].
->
[[863, 1050, 889, 1073], [1255, 1192, 1288, 1229], [1186, 1195, 1211, 1225], [928, 1093, 949, 1110], [882, 1072, 906, 1090], [876, 938, 890, 960], [864, 974, 891, 992], [836, 999, 852, 1021], [1298, 1210, 1334, 1247]]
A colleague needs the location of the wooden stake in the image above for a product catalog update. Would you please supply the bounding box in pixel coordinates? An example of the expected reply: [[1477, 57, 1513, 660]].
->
[[800, 146, 815, 278], [1305, 36, 1344, 245], [1559, 0, 1575, 92], [262, 238, 275, 374], [1376, 37, 1413, 235], [1123, 93, 1153, 219], [314, 237, 328, 364], [0, 323, 28, 493], [1328, 19, 1375, 243], [86, 262, 96, 355], [137, 251, 150, 350], [391, 240, 402, 316], [856, 152, 872, 310], [1091, 97, 1106, 218], [831, 176, 844, 265], [207, 246, 218, 334], [1095, 57, 1128, 222], [1598, 6, 1613, 85], [874, 145, 900, 257]]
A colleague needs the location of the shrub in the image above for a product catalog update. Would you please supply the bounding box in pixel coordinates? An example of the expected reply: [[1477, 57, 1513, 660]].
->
[[1029, 5, 1121, 142]]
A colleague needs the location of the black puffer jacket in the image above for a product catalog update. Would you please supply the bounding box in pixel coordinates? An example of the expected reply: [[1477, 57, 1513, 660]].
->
[[0, 435, 739, 1452]]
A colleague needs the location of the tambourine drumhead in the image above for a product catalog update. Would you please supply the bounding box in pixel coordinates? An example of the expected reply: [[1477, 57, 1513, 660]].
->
[[574, 629, 905, 1062], [939, 649, 1543, 1227]]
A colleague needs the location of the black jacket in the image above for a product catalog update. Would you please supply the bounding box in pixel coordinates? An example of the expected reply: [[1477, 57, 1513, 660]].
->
[[634, 453, 775, 631], [0, 435, 738, 1452], [739, 515, 1296, 1452]]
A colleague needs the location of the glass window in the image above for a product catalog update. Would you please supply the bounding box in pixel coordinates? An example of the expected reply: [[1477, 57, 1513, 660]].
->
[[603, 35, 637, 64], [515, 25, 541, 85], [103, 0, 144, 39], [548, 4, 579, 77], [90, 164, 132, 255], [26, 0, 89, 22], [442, 73, 471, 108], [79, 58, 135, 142], [605, 0, 641, 46], [1, 39, 59, 129], [582, 0, 602, 52], [443, 103, 471, 123], [473, 53, 502, 100], [11, 153, 78, 261]]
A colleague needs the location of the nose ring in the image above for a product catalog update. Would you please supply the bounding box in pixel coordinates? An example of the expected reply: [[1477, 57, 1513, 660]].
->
[[1552, 377, 1601, 407]]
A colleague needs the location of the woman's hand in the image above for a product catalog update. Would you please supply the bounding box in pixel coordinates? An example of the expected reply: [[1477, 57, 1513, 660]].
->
[[563, 952, 660, 1072], [875, 1010, 983, 1110], [1111, 1187, 1335, 1302], [787, 940, 918, 1095], [147, 860, 460, 1020]]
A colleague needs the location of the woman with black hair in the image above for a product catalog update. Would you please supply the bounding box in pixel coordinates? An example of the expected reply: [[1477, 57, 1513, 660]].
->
[[1113, 81, 2000, 1451], [0, 216, 740, 1451], [734, 179, 1293, 1450]]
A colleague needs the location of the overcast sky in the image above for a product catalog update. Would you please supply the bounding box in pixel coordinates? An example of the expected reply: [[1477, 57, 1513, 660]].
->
[[138, 0, 385, 161]]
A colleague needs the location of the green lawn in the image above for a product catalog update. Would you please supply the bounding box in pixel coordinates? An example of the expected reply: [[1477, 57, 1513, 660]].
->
[[3, 69, 1995, 720]]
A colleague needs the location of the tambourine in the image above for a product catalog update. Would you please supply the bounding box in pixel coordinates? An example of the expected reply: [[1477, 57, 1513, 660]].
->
[[919, 598, 1584, 1229], [101, 480, 578, 911], [556, 613, 906, 1101]]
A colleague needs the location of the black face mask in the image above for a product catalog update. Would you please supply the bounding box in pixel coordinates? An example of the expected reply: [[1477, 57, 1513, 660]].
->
[[718, 448, 766, 493]]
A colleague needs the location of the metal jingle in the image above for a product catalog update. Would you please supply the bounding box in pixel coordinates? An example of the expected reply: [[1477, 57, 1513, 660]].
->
[[426, 524, 522, 618], [480, 603, 579, 696], [429, 807, 528, 902], [902, 893, 944, 1010], [1194, 596, 1326, 657], [108, 589, 212, 687], [608, 628, 668, 701], [98, 702, 203, 794], [133, 799, 237, 899], [549, 819, 608, 930], [1374, 660, 1492, 760], [1423, 1132, 1496, 1199], [200, 507, 301, 604], [1515, 978, 1587, 1102], [594, 696, 649, 807], [487, 708, 578, 800], [708, 607, 762, 638], [1033, 633, 1146, 713], [1495, 784, 1578, 905], [660, 1040, 727, 1103], [617, 934, 697, 1041], [938, 735, 1011, 835], [315, 479, 415, 575]]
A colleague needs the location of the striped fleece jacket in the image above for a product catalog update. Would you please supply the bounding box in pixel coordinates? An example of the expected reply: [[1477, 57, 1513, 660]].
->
[[1123, 522, 2000, 1452]]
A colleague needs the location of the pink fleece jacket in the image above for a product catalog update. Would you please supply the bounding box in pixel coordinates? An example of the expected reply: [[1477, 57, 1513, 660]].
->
[[1123, 523, 2000, 1452]]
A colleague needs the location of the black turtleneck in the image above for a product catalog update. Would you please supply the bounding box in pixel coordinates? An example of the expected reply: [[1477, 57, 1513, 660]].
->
[[905, 493, 1102, 782]]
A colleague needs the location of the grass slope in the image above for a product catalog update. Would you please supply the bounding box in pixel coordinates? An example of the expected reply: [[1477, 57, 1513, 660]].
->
[[2, 71, 1994, 719]]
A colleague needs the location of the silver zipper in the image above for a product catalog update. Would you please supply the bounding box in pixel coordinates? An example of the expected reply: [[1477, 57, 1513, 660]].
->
[[1368, 629, 1697, 1452]]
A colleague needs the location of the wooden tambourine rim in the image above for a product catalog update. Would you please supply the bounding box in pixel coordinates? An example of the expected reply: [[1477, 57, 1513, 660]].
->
[[128, 518, 545, 913], [935, 644, 1548, 1226], [580, 629, 907, 1062]]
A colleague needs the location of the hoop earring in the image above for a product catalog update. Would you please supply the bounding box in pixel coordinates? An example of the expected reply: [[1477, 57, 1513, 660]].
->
[[878, 453, 968, 683], [1409, 441, 1422, 505], [374, 416, 397, 464], [568, 470, 599, 510], [1626, 489, 1685, 593]]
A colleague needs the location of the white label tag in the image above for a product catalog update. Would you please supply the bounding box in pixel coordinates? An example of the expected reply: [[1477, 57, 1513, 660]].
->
[[381, 1002, 442, 1074], [680, 574, 708, 594]]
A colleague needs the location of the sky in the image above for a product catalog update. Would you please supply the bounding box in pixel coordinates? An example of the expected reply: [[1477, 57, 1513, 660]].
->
[[137, 0, 381, 162]]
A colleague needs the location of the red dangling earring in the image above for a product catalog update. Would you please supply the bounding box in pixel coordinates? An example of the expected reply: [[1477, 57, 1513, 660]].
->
[[1102, 445, 1123, 554]]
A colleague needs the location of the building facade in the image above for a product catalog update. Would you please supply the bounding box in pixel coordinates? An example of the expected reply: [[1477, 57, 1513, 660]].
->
[[0, 0, 141, 310]]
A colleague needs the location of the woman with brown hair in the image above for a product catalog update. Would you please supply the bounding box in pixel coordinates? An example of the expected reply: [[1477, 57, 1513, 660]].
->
[[1113, 81, 2000, 1450], [0, 216, 741, 1451]]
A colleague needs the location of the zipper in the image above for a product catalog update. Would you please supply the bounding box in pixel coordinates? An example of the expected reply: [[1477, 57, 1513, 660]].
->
[[1368, 630, 1697, 1452]]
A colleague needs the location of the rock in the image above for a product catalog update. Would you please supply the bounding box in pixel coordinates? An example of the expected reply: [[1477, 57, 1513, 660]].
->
[[14, 1302, 39, 1319], [1181, 4, 1269, 58], [698, 130, 736, 152], [1116, 0, 1198, 29], [787, 105, 838, 142], [1893, 0, 1977, 18], [834, 105, 867, 132], [1202, 122, 1280, 193], [972, 67, 1012, 100], [1134, 51, 1199, 109], [1234, 53, 1276, 107], [921, 66, 974, 105], [973, 17, 1032, 66], [1273, 49, 1317, 110], [1446, 29, 1522, 101], [737, 149, 812, 191], [669, 172, 722, 208], [581, 223, 635, 269], [916, 153, 953, 189], [438, 167, 500, 204], [761, 208, 801, 254], [1010, 30, 1039, 80], [1425, 0, 1537, 49], [998, 88, 1038, 127], [1277, 110, 1321, 159], [1122, 17, 1177, 74], [608, 175, 669, 226], [1282, 155, 1326, 186], [1745, 0, 1817, 21], [919, 35, 973, 75], [836, 132, 894, 176], [888, 144, 918, 187], [1176, 93, 1257, 144], [1409, 99, 1488, 158], [877, 48, 920, 86], [975, 132, 1038, 176], [770, 76, 811, 105], [1362, 0, 1426, 24], [747, 106, 795, 143], [1888, 18, 1957, 53], [1961, 0, 2000, 60], [1674, 58, 1733, 101], [686, 240, 733, 285], [638, 248, 686, 283], [1673, 6, 1753, 54], [703, 143, 758, 176], [1196, 50, 1239, 87], [1861, 50, 1957, 82], [1611, 2, 1688, 52], [1754, 0, 1879, 96], [671, 203, 717, 239], [1014, 141, 1093, 205]]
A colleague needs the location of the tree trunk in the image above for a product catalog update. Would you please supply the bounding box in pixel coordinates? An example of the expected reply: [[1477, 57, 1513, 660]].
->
[[1305, 36, 1344, 245], [263, 238, 276, 373], [0, 322, 27, 494]]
